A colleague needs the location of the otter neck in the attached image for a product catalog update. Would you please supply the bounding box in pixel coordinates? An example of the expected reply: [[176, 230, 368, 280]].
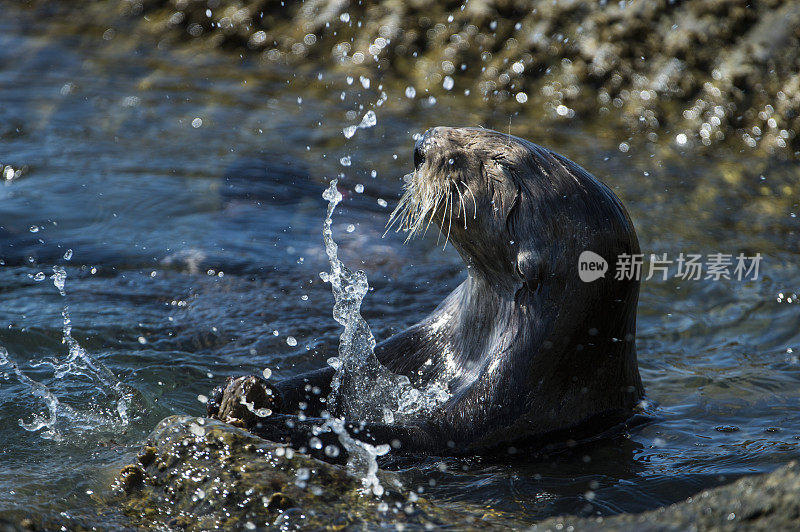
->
[[439, 272, 526, 380]]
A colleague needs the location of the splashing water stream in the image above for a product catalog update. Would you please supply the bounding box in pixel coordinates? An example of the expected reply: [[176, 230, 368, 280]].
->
[[320, 179, 449, 423], [0, 266, 132, 441], [317, 179, 450, 495]]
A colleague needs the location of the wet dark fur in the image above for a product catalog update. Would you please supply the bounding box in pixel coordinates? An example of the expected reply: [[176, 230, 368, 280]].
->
[[210, 127, 644, 455]]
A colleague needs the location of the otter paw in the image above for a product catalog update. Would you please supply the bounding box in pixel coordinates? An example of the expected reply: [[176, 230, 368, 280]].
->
[[206, 375, 283, 427]]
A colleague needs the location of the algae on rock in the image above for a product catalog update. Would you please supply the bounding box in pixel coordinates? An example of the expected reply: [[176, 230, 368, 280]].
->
[[113, 416, 523, 530]]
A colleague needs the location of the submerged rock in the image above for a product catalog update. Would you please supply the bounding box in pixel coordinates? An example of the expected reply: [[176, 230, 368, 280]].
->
[[113, 416, 522, 530], [533, 461, 800, 531]]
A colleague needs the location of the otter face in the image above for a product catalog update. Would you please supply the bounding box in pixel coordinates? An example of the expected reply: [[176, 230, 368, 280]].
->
[[390, 127, 516, 240], [389, 127, 541, 288]]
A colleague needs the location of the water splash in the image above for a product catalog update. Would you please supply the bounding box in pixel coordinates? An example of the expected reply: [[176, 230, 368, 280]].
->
[[324, 415, 391, 496], [0, 346, 65, 441], [316, 179, 451, 497], [320, 179, 450, 423], [0, 266, 133, 441]]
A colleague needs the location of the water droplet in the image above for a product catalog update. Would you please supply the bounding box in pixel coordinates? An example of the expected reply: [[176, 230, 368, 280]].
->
[[359, 110, 376, 128], [443, 76, 454, 90], [346, 224, 355, 233], [51, 266, 67, 295], [339, 156, 351, 167], [29, 226, 39, 233], [355, 184, 364, 193], [263, 368, 272, 380], [377, 198, 388, 207], [197, 394, 208, 404], [286, 336, 297, 347], [191, 118, 202, 128], [405, 86, 416, 98], [324, 445, 340, 457], [516, 92, 528, 104], [63, 249, 73, 260]]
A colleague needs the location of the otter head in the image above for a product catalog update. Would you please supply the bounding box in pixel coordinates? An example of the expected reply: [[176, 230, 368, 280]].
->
[[389, 127, 529, 292], [391, 126, 640, 300]]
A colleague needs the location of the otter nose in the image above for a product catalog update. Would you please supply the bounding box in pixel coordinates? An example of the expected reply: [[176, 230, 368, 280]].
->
[[413, 135, 427, 169], [414, 128, 440, 169]]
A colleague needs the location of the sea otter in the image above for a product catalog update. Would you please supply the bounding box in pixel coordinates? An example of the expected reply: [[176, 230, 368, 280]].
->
[[208, 126, 644, 455]]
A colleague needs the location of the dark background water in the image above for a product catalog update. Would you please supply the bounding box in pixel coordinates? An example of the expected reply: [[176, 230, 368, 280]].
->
[[1, 4, 799, 528]]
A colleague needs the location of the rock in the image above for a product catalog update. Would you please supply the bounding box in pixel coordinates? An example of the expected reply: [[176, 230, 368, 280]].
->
[[113, 416, 524, 530], [14, 1, 800, 152], [114, 417, 800, 530], [122, 0, 800, 153], [206, 375, 282, 426], [117, 464, 146, 493], [532, 461, 800, 531]]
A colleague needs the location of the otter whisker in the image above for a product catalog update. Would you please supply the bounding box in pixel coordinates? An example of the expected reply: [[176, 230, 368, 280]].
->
[[421, 190, 442, 238], [454, 182, 467, 230], [412, 186, 431, 233], [385, 197, 406, 235], [463, 182, 478, 220], [404, 187, 423, 229], [386, 187, 414, 236], [435, 191, 447, 246], [443, 189, 454, 251], [401, 193, 417, 232]]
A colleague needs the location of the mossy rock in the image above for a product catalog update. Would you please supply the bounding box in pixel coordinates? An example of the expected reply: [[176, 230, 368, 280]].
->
[[113, 416, 521, 530]]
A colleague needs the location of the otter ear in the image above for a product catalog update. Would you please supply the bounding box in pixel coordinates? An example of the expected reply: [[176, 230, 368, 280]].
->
[[507, 186, 543, 292], [515, 245, 542, 292]]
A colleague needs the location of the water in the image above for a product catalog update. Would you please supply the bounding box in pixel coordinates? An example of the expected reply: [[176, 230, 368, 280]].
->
[[1, 3, 799, 527], [320, 178, 449, 424]]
